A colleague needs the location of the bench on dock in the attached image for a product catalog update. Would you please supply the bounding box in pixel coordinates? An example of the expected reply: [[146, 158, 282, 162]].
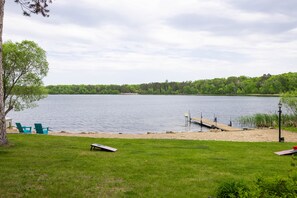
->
[[90, 143, 117, 152]]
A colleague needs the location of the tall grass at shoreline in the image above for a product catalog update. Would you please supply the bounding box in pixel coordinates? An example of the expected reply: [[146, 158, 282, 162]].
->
[[239, 113, 297, 129], [0, 134, 295, 197]]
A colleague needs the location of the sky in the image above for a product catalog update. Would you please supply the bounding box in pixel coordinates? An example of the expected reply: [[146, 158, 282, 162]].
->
[[4, 0, 297, 85]]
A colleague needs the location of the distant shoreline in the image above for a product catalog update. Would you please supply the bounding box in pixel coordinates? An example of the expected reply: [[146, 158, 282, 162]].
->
[[45, 72, 297, 95], [46, 93, 280, 97]]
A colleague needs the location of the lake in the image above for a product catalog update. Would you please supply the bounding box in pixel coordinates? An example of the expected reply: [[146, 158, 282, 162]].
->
[[8, 95, 280, 134]]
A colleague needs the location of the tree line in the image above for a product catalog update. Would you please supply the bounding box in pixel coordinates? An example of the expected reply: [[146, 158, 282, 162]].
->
[[46, 72, 297, 95]]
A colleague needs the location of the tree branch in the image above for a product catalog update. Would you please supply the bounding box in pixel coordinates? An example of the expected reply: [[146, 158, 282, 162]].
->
[[15, 0, 52, 17], [4, 70, 26, 102]]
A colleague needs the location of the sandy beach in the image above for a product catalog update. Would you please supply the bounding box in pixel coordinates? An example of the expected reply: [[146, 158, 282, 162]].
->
[[45, 128, 297, 142]]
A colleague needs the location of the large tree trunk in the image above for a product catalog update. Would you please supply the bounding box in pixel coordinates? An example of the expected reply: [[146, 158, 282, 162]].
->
[[0, 0, 7, 145]]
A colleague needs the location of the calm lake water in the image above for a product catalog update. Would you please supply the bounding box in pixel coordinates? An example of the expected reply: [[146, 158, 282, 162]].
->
[[8, 95, 280, 134]]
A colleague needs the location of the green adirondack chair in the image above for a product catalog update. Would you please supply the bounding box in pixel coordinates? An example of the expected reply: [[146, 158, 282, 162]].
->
[[16, 123, 32, 134], [34, 123, 49, 134]]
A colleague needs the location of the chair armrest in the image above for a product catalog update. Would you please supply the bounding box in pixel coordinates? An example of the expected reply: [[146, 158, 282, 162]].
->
[[42, 127, 49, 132]]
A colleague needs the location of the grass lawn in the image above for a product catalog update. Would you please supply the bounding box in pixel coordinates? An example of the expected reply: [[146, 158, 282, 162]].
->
[[0, 134, 296, 197]]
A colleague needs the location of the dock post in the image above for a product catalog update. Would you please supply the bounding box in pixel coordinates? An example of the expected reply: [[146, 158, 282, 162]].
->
[[184, 110, 191, 126], [184, 113, 188, 126], [214, 114, 217, 127], [200, 112, 203, 132], [188, 110, 191, 123]]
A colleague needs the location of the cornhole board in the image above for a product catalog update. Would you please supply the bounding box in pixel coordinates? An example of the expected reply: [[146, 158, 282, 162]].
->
[[90, 143, 117, 152], [274, 149, 297, 156]]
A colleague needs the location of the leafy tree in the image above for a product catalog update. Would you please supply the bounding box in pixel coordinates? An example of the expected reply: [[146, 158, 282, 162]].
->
[[0, 0, 52, 145], [3, 40, 49, 115]]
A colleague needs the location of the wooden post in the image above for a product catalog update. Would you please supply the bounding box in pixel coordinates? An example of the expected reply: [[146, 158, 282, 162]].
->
[[200, 112, 203, 132]]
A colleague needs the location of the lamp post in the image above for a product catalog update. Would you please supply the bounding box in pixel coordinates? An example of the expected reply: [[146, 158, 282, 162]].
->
[[278, 102, 284, 142]]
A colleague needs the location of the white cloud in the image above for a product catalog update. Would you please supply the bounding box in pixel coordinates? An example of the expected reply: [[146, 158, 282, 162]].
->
[[4, 0, 297, 85]]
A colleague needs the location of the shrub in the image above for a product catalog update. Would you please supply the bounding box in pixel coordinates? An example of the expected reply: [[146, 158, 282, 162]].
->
[[255, 176, 297, 197], [215, 180, 250, 198], [215, 155, 297, 198]]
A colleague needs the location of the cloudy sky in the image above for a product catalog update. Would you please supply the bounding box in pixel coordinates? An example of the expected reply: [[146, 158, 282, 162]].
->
[[4, 0, 297, 85]]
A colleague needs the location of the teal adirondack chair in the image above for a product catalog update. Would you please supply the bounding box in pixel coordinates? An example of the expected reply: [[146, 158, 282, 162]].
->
[[34, 123, 49, 134], [16, 123, 32, 134]]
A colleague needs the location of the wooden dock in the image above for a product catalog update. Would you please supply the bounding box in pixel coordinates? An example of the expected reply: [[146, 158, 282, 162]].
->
[[191, 117, 242, 132]]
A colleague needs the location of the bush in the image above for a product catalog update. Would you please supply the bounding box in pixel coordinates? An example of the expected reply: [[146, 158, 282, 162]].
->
[[215, 155, 297, 198], [216, 180, 250, 198], [215, 177, 297, 198], [255, 176, 297, 197]]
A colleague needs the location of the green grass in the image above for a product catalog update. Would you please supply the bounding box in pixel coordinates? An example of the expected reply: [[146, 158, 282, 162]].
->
[[0, 134, 296, 197], [284, 127, 297, 133]]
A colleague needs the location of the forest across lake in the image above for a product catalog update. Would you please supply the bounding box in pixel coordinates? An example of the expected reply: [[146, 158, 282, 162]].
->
[[46, 72, 297, 95]]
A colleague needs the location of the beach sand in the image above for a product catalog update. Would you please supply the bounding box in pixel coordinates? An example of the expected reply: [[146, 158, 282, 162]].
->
[[45, 128, 297, 142]]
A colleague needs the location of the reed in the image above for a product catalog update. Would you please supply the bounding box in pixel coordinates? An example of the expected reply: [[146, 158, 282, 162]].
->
[[239, 113, 297, 128]]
